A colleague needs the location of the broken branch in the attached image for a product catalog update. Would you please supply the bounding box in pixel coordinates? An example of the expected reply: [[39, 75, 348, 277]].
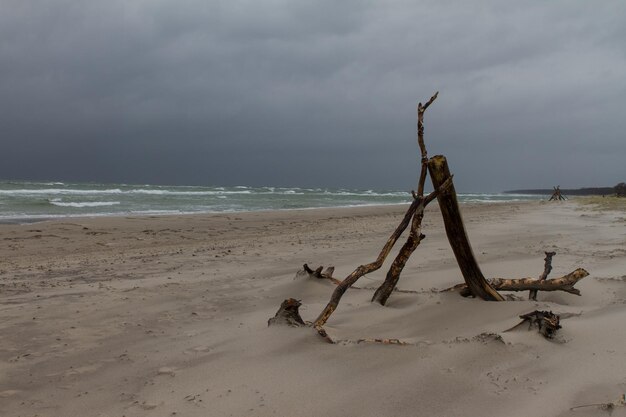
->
[[530, 251, 556, 300]]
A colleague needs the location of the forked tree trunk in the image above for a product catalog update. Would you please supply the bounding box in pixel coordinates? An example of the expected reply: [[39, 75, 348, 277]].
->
[[427, 155, 504, 301]]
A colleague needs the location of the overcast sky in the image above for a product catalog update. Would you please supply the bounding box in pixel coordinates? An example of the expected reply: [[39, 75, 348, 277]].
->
[[1, 1, 625, 191]]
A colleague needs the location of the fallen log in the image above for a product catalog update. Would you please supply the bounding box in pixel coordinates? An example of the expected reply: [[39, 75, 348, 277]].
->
[[445, 268, 589, 296], [490, 268, 588, 295]]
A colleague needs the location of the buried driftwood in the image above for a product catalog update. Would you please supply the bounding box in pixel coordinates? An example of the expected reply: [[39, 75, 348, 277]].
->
[[570, 394, 626, 413], [504, 310, 561, 339], [302, 264, 340, 284], [268, 298, 305, 327], [269, 92, 589, 343]]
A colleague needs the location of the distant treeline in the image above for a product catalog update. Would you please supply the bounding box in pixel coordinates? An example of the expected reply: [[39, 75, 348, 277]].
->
[[504, 187, 617, 196]]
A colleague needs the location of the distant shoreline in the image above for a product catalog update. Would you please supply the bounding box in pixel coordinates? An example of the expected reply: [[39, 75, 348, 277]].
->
[[503, 186, 615, 196]]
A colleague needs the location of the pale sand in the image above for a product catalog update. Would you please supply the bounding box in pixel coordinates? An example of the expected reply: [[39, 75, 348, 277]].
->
[[1, 201, 625, 417]]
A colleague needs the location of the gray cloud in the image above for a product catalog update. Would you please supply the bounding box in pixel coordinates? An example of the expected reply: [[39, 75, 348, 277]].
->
[[1, 0, 625, 191]]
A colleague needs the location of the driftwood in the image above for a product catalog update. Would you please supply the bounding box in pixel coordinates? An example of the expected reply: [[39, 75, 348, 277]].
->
[[312, 93, 443, 328], [490, 268, 589, 295], [549, 186, 567, 201], [302, 264, 341, 284], [271, 93, 590, 344], [313, 182, 449, 331], [311, 198, 421, 331], [446, 268, 589, 296], [428, 155, 504, 301], [570, 394, 626, 413], [530, 251, 556, 300], [268, 298, 305, 327], [371, 92, 437, 305], [505, 310, 561, 339]]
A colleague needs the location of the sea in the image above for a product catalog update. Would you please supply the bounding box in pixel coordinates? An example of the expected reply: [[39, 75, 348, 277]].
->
[[0, 180, 545, 223]]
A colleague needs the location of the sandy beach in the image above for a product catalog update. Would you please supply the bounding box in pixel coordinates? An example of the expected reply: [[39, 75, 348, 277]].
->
[[1, 200, 625, 417]]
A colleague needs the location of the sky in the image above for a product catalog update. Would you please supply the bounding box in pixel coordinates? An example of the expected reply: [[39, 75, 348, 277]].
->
[[1, 1, 625, 192]]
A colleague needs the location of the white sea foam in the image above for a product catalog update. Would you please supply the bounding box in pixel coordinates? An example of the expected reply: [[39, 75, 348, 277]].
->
[[50, 201, 121, 208], [0, 188, 123, 195], [128, 189, 253, 195]]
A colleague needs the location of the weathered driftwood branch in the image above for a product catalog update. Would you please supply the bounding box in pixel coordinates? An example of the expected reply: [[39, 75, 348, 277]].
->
[[311, 198, 421, 331], [371, 179, 452, 305], [490, 268, 589, 295], [445, 268, 589, 295], [428, 155, 505, 301], [268, 298, 305, 327], [302, 264, 341, 284], [570, 394, 626, 413], [313, 182, 448, 330], [529, 251, 556, 300], [371, 207, 426, 305], [369, 178, 453, 305], [417, 92, 438, 197], [371, 92, 439, 306]]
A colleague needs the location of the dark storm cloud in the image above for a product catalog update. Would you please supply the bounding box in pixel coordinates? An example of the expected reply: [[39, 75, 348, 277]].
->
[[1, 0, 625, 190]]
